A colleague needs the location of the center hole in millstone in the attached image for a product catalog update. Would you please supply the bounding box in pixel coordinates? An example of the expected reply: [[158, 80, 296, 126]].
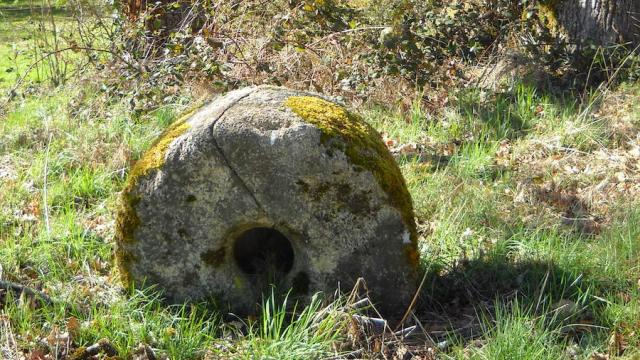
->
[[233, 227, 294, 276]]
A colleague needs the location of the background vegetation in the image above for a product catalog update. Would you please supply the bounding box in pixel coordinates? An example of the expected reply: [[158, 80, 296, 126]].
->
[[0, 0, 639, 359]]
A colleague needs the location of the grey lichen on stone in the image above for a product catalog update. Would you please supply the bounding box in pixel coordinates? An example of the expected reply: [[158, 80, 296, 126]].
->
[[115, 85, 419, 316]]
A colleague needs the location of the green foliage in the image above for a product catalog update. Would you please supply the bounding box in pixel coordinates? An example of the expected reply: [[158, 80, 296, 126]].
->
[[458, 301, 568, 360], [271, 0, 357, 49], [362, 0, 523, 85], [236, 291, 345, 360]]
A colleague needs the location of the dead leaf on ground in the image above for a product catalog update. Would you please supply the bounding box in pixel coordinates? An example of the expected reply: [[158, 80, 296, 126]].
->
[[608, 331, 627, 356], [589, 352, 610, 360]]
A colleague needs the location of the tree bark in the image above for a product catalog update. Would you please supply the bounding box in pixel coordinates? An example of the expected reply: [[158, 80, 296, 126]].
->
[[555, 0, 640, 47]]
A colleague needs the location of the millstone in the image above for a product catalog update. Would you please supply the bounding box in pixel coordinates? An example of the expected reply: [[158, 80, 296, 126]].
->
[[115, 86, 419, 315]]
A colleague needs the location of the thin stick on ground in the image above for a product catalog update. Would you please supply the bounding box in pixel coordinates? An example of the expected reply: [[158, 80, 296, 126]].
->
[[0, 280, 54, 307], [0, 313, 19, 360], [43, 132, 52, 238], [396, 264, 432, 330]]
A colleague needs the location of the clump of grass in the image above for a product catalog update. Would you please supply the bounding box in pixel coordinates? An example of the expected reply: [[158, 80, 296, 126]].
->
[[227, 290, 346, 360], [3, 288, 220, 358], [360, 77, 640, 358], [460, 300, 568, 360]]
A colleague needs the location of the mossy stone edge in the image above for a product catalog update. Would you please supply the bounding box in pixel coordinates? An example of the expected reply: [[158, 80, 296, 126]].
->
[[114, 109, 196, 287], [285, 96, 419, 267]]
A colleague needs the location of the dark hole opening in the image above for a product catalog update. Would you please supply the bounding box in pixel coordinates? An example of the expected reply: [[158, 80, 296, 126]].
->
[[291, 271, 310, 295], [233, 227, 294, 276]]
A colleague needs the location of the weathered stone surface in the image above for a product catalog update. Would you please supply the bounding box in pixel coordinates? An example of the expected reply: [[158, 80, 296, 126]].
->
[[115, 85, 419, 315]]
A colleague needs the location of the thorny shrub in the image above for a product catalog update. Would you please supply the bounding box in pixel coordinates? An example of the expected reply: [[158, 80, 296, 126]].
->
[[109, 0, 530, 101], [12, 0, 637, 113], [111, 0, 640, 111]]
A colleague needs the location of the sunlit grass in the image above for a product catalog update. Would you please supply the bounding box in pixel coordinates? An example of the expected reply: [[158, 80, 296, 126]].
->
[[0, 31, 639, 357]]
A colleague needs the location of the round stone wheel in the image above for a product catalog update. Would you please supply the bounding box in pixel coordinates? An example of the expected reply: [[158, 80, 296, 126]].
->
[[115, 86, 419, 316]]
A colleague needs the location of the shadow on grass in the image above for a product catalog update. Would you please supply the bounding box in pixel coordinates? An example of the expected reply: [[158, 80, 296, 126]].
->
[[456, 82, 583, 142], [419, 257, 582, 314], [412, 247, 633, 344]]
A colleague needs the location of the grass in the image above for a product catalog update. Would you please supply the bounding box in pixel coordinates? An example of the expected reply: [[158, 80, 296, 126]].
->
[[1, 5, 640, 359], [234, 292, 346, 360], [1, 77, 638, 359], [393, 81, 639, 359], [4, 289, 220, 358], [446, 300, 569, 360], [0, 0, 102, 96], [0, 11, 34, 90]]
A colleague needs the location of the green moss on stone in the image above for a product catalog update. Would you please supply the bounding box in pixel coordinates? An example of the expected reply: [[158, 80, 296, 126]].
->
[[285, 96, 419, 267], [114, 108, 196, 286], [114, 192, 140, 286], [201, 247, 227, 267], [297, 179, 332, 202]]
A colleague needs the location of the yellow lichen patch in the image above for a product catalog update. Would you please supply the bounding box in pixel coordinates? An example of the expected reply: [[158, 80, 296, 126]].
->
[[114, 108, 196, 286], [114, 192, 140, 286], [129, 118, 191, 181], [285, 96, 419, 267]]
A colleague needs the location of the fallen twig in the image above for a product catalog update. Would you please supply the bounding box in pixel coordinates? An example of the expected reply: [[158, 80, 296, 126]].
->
[[396, 263, 434, 330], [0, 314, 20, 360], [0, 280, 54, 307]]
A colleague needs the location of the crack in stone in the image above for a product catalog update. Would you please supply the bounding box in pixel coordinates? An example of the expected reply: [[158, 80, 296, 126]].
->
[[207, 88, 269, 218], [211, 134, 268, 216]]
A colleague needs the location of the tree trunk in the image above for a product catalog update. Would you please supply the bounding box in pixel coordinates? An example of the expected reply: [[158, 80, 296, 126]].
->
[[122, 0, 147, 22], [555, 0, 640, 47]]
